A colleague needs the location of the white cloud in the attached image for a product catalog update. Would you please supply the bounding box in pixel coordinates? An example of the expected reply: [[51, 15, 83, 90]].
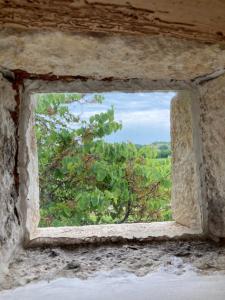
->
[[69, 92, 173, 143], [115, 109, 170, 128], [76, 109, 170, 127]]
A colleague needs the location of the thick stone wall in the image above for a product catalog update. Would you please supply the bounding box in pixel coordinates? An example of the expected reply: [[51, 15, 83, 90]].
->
[[171, 91, 202, 230], [0, 31, 225, 81], [0, 0, 225, 42], [199, 74, 225, 238], [0, 74, 22, 272]]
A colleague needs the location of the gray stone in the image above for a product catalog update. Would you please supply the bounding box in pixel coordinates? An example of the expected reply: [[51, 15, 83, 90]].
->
[[0, 74, 21, 270], [171, 90, 202, 231], [199, 74, 225, 238], [0, 31, 225, 81]]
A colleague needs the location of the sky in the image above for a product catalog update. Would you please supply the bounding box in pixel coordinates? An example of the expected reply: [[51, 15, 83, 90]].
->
[[69, 92, 176, 145]]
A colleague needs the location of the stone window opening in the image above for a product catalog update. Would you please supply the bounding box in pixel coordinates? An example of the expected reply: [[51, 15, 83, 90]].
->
[[18, 79, 203, 247]]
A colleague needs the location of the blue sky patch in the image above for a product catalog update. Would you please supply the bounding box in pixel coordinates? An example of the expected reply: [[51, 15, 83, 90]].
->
[[69, 91, 176, 145]]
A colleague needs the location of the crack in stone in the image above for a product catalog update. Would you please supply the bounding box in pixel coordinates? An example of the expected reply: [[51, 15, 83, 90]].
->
[[192, 68, 225, 85]]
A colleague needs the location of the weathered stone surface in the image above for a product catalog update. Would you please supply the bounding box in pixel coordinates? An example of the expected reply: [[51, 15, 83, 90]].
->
[[29, 221, 202, 247], [2, 240, 225, 292], [18, 91, 40, 241], [199, 74, 225, 238], [0, 0, 225, 43], [0, 74, 21, 270], [171, 91, 202, 230], [0, 31, 225, 80]]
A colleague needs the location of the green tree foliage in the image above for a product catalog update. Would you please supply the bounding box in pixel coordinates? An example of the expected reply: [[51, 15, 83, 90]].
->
[[35, 93, 172, 227]]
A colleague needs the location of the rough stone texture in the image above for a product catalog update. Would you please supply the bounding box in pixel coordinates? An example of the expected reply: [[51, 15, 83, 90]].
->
[[23, 78, 192, 94], [18, 92, 40, 241], [2, 240, 225, 291], [199, 74, 225, 238], [0, 31, 225, 80], [1, 0, 225, 290], [0, 1, 225, 43], [0, 74, 21, 270], [171, 91, 202, 230]]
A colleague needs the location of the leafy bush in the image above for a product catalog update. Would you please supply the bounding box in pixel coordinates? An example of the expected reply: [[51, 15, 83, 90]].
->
[[35, 93, 172, 227]]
